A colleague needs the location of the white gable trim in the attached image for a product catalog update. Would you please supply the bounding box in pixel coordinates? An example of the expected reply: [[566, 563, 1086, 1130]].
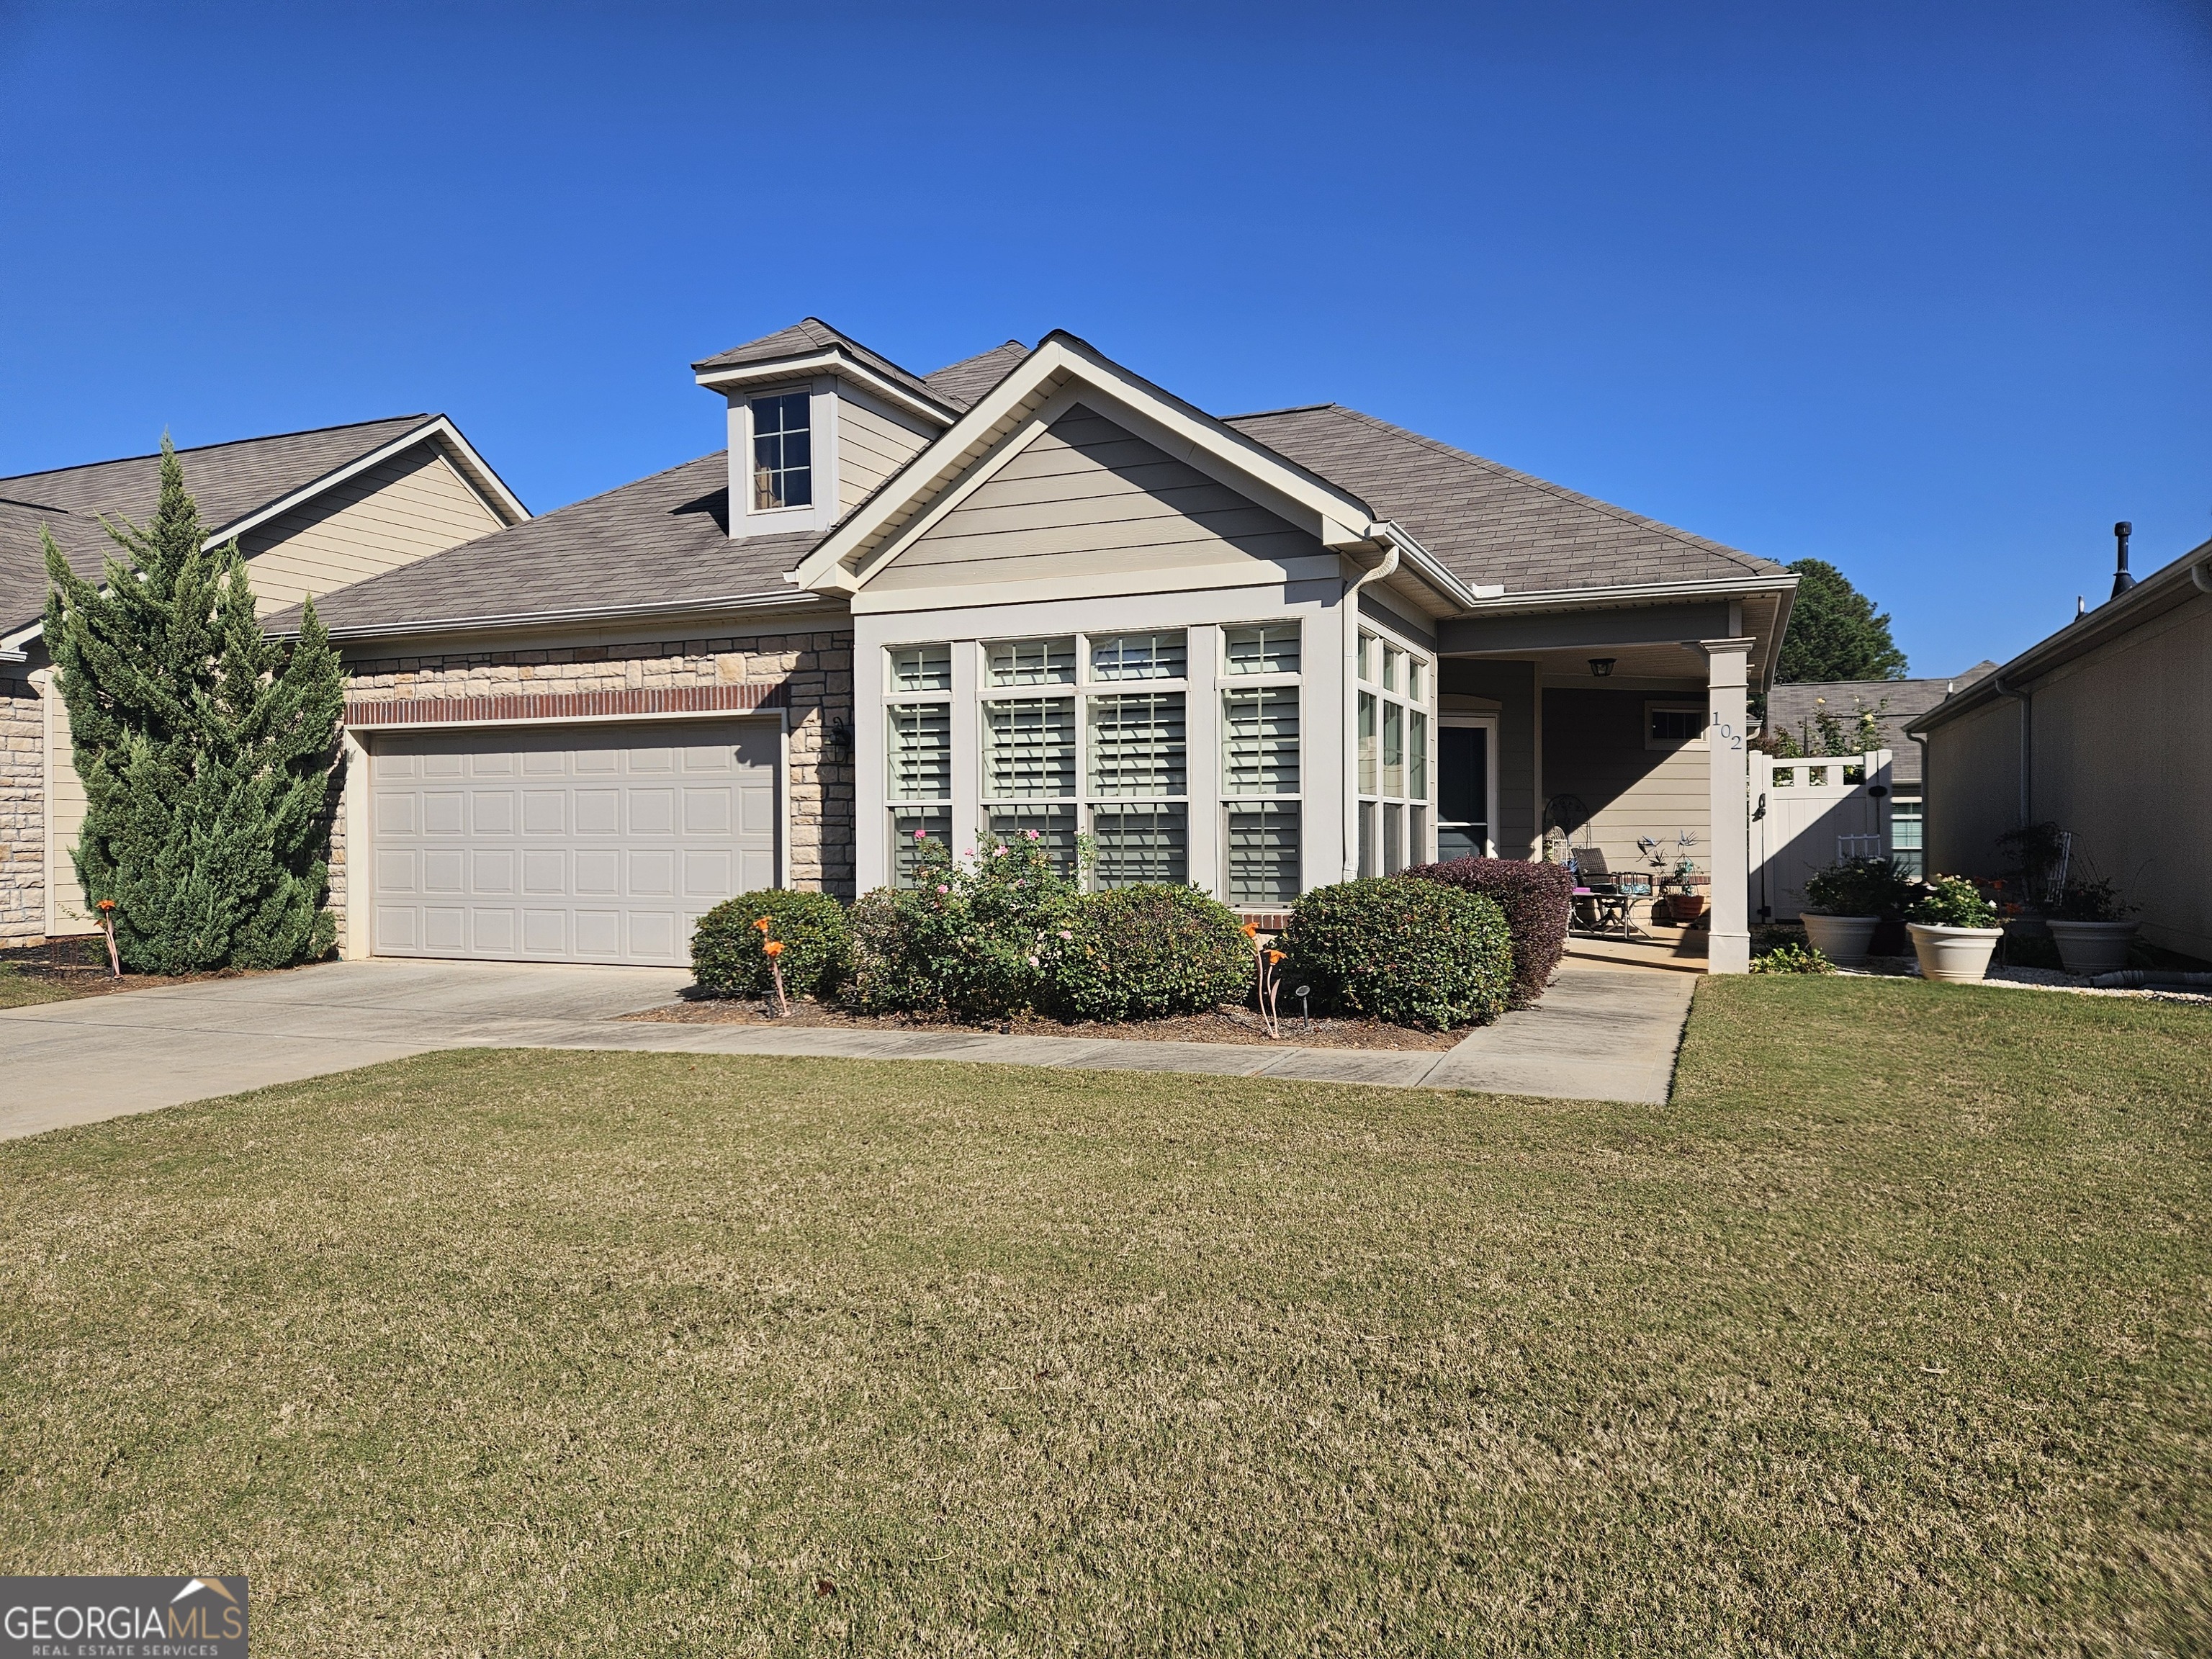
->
[[791, 334, 1398, 597], [695, 349, 955, 429], [206, 416, 529, 549]]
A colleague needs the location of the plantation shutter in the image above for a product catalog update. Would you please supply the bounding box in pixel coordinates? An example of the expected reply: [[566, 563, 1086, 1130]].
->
[[1223, 623, 1300, 676], [1222, 686, 1300, 796], [1089, 631, 1187, 682], [1089, 693, 1185, 798], [887, 703, 950, 801], [984, 698, 1075, 798], [1226, 804, 1300, 905]]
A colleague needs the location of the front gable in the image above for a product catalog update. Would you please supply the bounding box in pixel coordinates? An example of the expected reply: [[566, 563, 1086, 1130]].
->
[[862, 400, 1336, 608]]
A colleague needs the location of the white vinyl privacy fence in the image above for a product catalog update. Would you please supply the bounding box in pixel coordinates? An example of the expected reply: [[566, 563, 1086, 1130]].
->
[[1753, 750, 1894, 921]]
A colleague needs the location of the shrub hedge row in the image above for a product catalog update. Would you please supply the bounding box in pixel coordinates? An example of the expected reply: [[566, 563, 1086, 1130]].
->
[[1401, 855, 1572, 1007]]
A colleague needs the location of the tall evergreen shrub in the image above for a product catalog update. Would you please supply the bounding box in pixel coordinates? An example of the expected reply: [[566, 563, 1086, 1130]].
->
[[42, 438, 345, 972]]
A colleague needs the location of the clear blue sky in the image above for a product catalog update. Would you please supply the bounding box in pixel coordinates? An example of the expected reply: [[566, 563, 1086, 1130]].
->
[[4, 1, 2207, 673]]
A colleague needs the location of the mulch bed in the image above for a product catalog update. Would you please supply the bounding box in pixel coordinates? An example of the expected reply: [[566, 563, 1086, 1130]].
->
[[0, 939, 287, 999], [623, 996, 1466, 1051]]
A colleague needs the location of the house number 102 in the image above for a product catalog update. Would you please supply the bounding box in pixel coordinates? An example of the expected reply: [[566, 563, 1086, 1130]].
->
[[1709, 716, 1742, 752]]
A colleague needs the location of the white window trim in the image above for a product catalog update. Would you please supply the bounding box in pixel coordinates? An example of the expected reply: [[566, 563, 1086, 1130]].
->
[[1219, 620, 1305, 907], [1354, 624, 1435, 876], [733, 378, 840, 536]]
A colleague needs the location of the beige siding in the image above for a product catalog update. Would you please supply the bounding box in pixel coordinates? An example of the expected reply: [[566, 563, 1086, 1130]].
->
[[871, 404, 1322, 593], [1923, 694, 2022, 882], [837, 397, 931, 515], [1542, 687, 1712, 878], [238, 443, 505, 615]]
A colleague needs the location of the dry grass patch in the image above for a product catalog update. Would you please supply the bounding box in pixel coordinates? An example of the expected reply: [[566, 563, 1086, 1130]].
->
[[1, 977, 2206, 1655]]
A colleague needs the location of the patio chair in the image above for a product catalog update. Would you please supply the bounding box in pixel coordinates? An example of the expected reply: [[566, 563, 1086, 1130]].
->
[[1568, 848, 1647, 938]]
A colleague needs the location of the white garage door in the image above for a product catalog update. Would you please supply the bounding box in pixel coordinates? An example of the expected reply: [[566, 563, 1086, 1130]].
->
[[369, 719, 777, 966]]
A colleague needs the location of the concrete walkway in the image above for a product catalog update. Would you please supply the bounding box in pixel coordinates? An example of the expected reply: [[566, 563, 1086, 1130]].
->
[[0, 956, 1696, 1142]]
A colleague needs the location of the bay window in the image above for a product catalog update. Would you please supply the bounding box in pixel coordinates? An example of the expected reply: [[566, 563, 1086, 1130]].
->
[[1357, 629, 1431, 876]]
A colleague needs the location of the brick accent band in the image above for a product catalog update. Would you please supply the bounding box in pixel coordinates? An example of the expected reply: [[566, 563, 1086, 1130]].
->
[[344, 683, 792, 728]]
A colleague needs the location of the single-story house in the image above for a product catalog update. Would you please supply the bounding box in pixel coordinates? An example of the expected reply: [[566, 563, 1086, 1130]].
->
[[1, 416, 527, 943], [6, 321, 1799, 972], [1909, 531, 2212, 961], [1764, 662, 1995, 876]]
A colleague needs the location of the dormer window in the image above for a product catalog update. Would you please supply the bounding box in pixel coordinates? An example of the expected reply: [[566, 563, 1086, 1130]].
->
[[750, 392, 812, 510]]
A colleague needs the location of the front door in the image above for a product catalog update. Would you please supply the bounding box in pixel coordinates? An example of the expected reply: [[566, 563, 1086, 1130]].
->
[[1436, 716, 1496, 861]]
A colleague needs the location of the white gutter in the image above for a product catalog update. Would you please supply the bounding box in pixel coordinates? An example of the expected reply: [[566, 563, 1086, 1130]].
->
[[1341, 544, 1401, 881], [2195, 559, 2212, 594], [1367, 519, 1502, 609], [1449, 572, 1799, 613]]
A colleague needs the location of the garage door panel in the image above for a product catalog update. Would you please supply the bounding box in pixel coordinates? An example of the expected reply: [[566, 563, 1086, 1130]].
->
[[369, 719, 776, 966], [471, 791, 516, 835]]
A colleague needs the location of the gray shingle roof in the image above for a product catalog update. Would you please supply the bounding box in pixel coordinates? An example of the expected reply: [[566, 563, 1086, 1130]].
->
[[272, 452, 819, 637], [1, 414, 436, 634], [1764, 665, 1997, 789], [1224, 403, 1785, 595], [922, 341, 1031, 410], [691, 318, 954, 415]]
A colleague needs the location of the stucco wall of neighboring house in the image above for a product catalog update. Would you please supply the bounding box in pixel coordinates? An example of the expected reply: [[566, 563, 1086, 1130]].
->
[[236, 444, 508, 616], [1923, 693, 2026, 883], [1541, 685, 1712, 880], [1438, 660, 1538, 859], [331, 626, 856, 955], [0, 674, 42, 945]]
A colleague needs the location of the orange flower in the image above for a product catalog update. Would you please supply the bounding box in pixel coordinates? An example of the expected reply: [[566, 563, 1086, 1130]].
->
[[1267, 949, 1285, 965], [763, 940, 784, 957], [752, 917, 773, 933], [96, 899, 116, 913], [1241, 922, 1259, 938]]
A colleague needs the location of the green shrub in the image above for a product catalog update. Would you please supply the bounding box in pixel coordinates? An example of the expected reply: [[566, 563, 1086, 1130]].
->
[[1801, 857, 1911, 918], [1750, 942, 1835, 974], [1909, 874, 2000, 929], [692, 889, 851, 999], [1046, 885, 1253, 1021], [1280, 877, 1513, 1030], [847, 832, 1080, 1020]]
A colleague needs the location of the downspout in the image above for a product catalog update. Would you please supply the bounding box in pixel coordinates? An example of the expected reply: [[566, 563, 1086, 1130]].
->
[[1992, 674, 2031, 827], [1341, 543, 1401, 880], [2194, 559, 2212, 594]]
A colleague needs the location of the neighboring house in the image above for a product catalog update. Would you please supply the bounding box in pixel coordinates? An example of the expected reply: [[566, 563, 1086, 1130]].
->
[[1765, 662, 1996, 876], [0, 416, 526, 943], [1908, 534, 2212, 961], [257, 320, 1796, 974]]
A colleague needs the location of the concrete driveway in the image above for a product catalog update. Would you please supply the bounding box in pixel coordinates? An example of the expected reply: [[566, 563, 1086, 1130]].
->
[[1, 955, 1696, 1143], [0, 959, 692, 1141]]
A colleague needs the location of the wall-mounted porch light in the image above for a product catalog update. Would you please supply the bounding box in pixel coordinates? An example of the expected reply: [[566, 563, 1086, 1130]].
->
[[1588, 657, 1617, 678]]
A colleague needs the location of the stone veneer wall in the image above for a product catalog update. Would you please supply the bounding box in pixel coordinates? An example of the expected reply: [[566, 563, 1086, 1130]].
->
[[1, 675, 45, 945], [333, 629, 857, 951]]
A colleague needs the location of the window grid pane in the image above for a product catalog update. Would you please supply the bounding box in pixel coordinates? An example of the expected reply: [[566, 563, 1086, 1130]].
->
[[751, 392, 812, 510], [1383, 646, 1403, 693], [889, 643, 951, 693], [1223, 686, 1300, 796], [1089, 693, 1187, 799], [1090, 631, 1187, 682], [1224, 623, 1301, 676], [1228, 804, 1300, 906], [1358, 692, 1377, 794], [1382, 701, 1405, 796], [988, 637, 1075, 686], [984, 697, 1076, 799], [1409, 710, 1429, 800], [1092, 804, 1189, 888], [887, 703, 950, 801], [986, 805, 1079, 878], [1384, 802, 1406, 876]]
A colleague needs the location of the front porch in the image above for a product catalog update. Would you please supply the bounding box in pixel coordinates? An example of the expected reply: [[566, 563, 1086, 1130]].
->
[[1426, 599, 1766, 974]]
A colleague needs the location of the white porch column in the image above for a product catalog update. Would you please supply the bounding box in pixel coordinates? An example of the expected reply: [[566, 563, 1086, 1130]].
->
[[1700, 637, 1754, 974]]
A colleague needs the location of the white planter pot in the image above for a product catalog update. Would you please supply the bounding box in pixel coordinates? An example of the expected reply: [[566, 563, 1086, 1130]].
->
[[1907, 922, 2003, 984], [1800, 913, 1880, 967], [2046, 919, 2139, 977]]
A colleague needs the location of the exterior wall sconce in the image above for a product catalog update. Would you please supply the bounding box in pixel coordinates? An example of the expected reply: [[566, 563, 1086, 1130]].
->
[[1588, 658, 1617, 678], [825, 716, 854, 761]]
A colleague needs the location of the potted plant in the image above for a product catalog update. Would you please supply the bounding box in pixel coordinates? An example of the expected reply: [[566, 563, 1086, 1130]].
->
[[1905, 875, 2003, 982], [2045, 878, 2139, 976], [1650, 833, 1703, 923], [1797, 857, 1907, 967]]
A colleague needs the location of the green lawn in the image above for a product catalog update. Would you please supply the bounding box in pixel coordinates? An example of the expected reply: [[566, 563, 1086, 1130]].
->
[[1, 979, 2206, 1655], [0, 963, 100, 1008]]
